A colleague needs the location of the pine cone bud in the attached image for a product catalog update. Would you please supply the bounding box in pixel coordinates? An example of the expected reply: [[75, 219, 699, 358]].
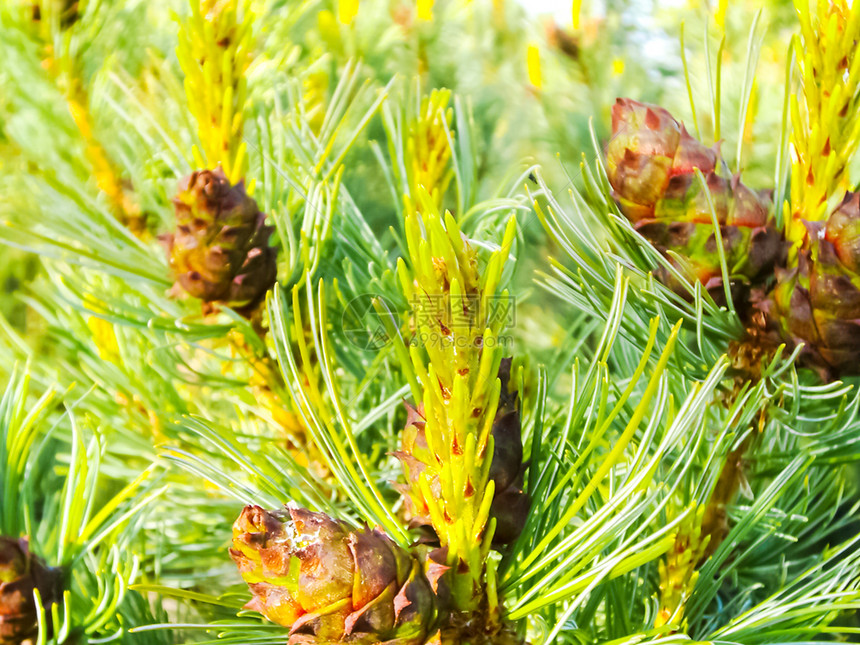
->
[[230, 505, 438, 644], [607, 98, 783, 294], [163, 168, 277, 316], [769, 192, 860, 377], [0, 538, 62, 645]]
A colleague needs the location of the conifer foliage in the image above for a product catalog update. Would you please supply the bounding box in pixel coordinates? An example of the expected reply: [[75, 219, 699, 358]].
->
[[1, 1, 860, 644]]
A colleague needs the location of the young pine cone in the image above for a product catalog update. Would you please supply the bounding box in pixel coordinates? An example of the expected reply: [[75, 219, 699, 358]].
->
[[0, 537, 62, 645], [766, 191, 860, 378], [606, 98, 783, 297], [230, 505, 439, 644], [162, 168, 277, 316]]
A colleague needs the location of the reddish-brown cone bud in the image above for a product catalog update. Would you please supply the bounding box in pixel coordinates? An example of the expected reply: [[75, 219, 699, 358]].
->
[[607, 98, 783, 296], [0, 538, 62, 645], [230, 505, 438, 644], [768, 192, 860, 377], [163, 168, 277, 316]]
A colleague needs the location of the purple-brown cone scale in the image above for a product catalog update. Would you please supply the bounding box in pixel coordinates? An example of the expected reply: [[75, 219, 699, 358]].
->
[[0, 537, 62, 645], [162, 168, 277, 316], [230, 505, 437, 644], [767, 191, 860, 377], [606, 98, 783, 295]]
